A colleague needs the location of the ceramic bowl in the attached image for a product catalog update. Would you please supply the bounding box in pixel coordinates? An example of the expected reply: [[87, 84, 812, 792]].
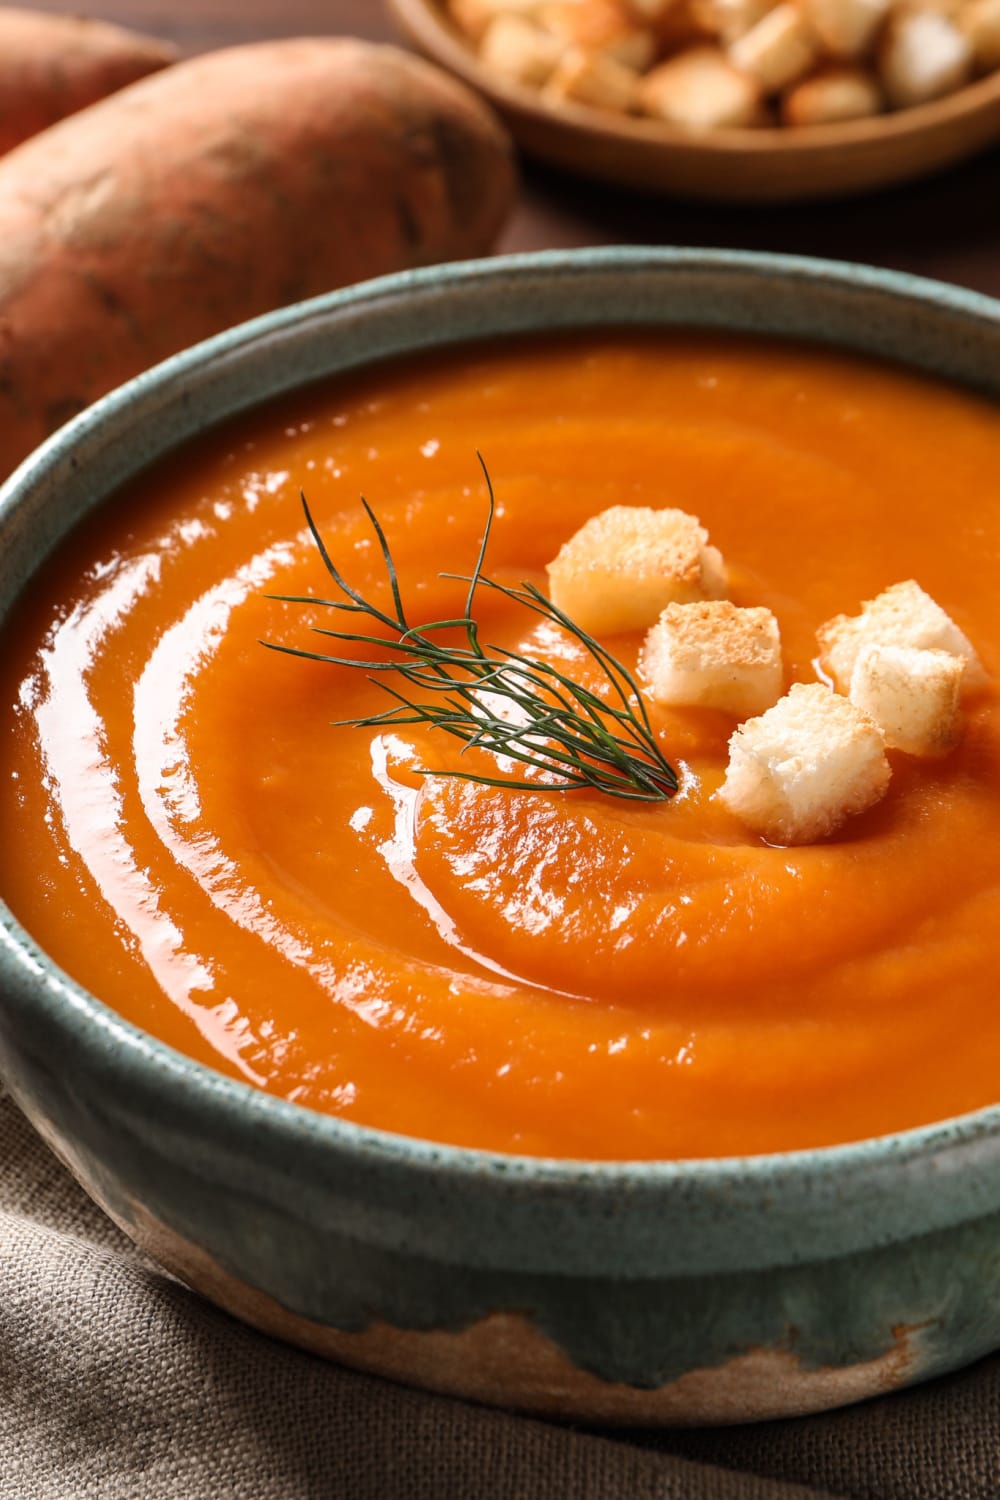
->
[[389, 0, 1000, 200], [1, 249, 1000, 1426]]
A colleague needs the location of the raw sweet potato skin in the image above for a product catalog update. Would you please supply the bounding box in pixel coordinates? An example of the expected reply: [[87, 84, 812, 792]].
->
[[0, 7, 177, 155], [0, 38, 518, 479]]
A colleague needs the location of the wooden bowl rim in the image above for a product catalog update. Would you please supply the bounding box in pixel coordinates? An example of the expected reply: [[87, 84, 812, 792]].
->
[[389, 0, 1000, 161]]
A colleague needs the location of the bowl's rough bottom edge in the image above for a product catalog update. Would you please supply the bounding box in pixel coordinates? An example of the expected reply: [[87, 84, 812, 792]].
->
[[121, 1198, 921, 1426]]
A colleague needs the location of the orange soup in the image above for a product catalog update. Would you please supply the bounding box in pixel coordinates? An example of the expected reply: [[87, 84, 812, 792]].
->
[[2, 331, 999, 1159]]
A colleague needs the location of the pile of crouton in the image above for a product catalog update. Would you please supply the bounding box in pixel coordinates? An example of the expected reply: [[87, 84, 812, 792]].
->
[[447, 0, 1000, 130], [546, 505, 985, 843]]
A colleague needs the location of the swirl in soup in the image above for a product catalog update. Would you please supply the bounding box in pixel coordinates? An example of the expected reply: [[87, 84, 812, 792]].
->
[[1, 331, 999, 1158]]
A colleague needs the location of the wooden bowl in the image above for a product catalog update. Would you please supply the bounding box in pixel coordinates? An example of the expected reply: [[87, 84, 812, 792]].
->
[[388, 0, 1000, 201]]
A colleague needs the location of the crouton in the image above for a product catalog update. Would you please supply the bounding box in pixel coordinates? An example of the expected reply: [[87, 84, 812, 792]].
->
[[894, 0, 963, 21], [539, 0, 658, 69], [878, 10, 973, 105], [719, 682, 891, 844], [961, 0, 1000, 67], [798, 0, 891, 57], [708, 0, 782, 44], [848, 643, 964, 755], [544, 46, 642, 109], [624, 0, 677, 19], [449, 0, 547, 44], [817, 579, 984, 692], [449, 0, 985, 128], [639, 46, 764, 126], [546, 505, 727, 637], [478, 13, 563, 84], [729, 4, 821, 90], [782, 64, 884, 122], [649, 0, 722, 48], [639, 600, 784, 715]]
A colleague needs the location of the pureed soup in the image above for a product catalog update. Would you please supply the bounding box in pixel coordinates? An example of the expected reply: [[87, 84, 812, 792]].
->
[[1, 331, 999, 1160]]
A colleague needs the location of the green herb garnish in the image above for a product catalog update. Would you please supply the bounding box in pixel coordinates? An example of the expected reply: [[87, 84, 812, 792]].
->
[[264, 459, 678, 803]]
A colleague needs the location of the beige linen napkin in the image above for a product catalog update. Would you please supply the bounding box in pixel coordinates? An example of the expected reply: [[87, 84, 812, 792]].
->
[[2, 1082, 997, 1500]]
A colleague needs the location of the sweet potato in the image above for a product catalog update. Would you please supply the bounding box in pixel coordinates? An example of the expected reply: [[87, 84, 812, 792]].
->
[[0, 7, 177, 155], [0, 38, 517, 479]]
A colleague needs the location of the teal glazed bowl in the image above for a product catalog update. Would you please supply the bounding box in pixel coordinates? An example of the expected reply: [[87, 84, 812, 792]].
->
[[1, 249, 1000, 1425]]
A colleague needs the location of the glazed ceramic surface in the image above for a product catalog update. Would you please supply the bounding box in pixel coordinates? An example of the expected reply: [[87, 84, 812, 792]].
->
[[1, 250, 1000, 1423]]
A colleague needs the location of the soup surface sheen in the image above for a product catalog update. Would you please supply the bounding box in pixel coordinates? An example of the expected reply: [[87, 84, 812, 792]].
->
[[2, 333, 999, 1159]]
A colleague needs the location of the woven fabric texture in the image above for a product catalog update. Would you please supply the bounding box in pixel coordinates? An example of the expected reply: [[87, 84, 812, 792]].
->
[[2, 1085, 997, 1500]]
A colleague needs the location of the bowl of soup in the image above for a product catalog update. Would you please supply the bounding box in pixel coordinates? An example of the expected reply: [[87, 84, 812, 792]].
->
[[1, 248, 999, 1424]]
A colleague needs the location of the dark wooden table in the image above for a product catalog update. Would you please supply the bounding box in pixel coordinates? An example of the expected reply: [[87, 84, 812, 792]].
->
[[17, 0, 1000, 296]]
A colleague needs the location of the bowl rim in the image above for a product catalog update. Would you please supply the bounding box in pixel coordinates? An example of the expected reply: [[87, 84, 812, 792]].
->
[[2, 244, 1000, 1205], [388, 0, 1000, 159]]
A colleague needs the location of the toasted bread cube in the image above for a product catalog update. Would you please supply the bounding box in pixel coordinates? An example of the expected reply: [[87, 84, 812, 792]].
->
[[547, 506, 727, 636], [707, 0, 782, 44], [961, 0, 1000, 67], [798, 0, 891, 56], [479, 13, 564, 84], [849, 643, 964, 755], [625, 0, 677, 19], [639, 601, 784, 715], [544, 46, 642, 109], [640, 47, 764, 126], [650, 0, 722, 47], [719, 682, 890, 844], [729, 3, 820, 89], [817, 580, 984, 693], [449, 0, 547, 43], [539, 0, 658, 68], [782, 64, 884, 122], [879, 10, 973, 105], [895, 0, 963, 21]]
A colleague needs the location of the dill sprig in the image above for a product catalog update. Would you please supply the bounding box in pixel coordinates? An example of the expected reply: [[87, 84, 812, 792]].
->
[[263, 459, 678, 803]]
